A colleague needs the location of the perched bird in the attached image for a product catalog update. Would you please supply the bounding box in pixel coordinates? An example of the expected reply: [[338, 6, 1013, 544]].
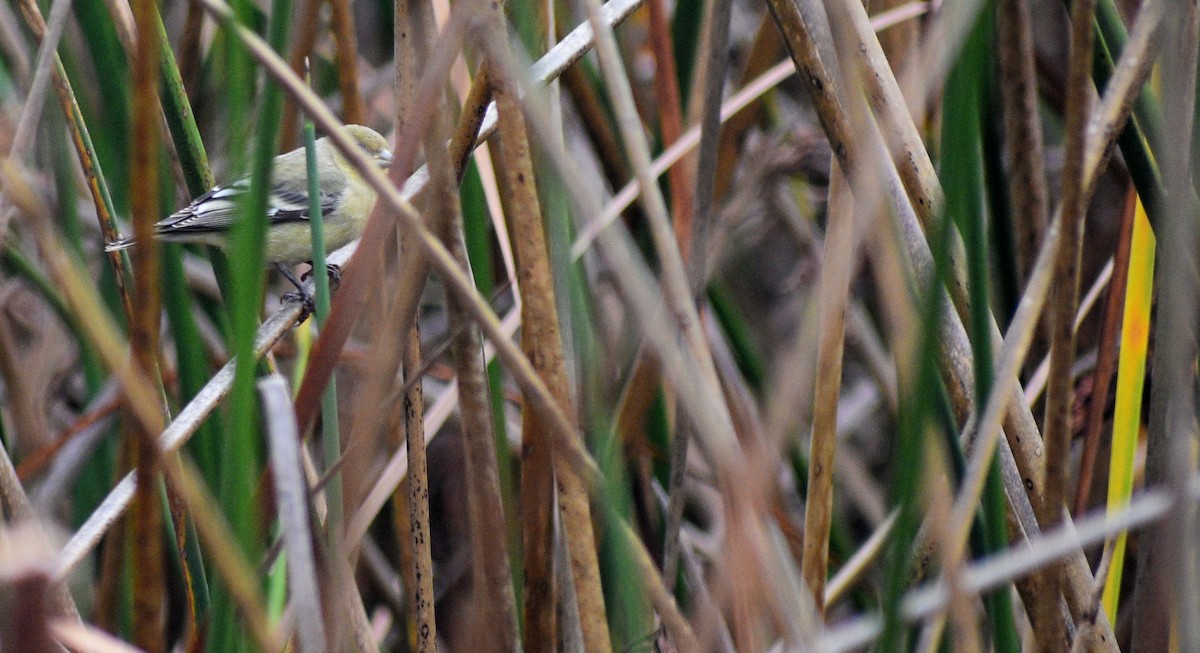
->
[[107, 124, 393, 313]]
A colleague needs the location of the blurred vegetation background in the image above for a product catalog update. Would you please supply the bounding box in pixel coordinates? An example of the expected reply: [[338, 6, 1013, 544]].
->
[[0, 0, 1195, 650]]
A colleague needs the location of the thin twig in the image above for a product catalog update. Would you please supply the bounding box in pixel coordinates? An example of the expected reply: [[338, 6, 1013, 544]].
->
[[8, 0, 71, 159], [663, 0, 735, 592], [1039, 0, 1102, 641], [0, 1, 31, 83], [800, 164, 855, 615], [825, 511, 898, 607], [685, 0, 733, 288]]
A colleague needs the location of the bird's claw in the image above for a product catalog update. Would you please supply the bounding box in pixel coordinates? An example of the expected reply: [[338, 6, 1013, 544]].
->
[[281, 290, 316, 325], [301, 263, 342, 290]]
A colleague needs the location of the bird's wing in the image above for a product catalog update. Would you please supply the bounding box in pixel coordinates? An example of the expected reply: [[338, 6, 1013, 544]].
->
[[154, 180, 246, 235], [265, 186, 340, 224], [156, 177, 339, 236]]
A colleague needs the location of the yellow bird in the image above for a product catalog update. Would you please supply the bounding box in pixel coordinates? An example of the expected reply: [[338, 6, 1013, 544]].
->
[[107, 124, 392, 311]]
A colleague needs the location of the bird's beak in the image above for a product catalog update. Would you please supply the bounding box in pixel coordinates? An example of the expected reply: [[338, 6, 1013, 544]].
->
[[379, 149, 394, 168]]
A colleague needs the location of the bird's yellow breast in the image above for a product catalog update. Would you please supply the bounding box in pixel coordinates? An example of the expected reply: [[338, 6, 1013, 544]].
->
[[263, 181, 377, 264]]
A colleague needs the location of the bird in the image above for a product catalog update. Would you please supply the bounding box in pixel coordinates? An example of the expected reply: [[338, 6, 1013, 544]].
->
[[106, 124, 393, 316]]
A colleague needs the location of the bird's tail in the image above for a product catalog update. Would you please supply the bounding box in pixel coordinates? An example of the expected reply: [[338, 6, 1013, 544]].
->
[[104, 237, 136, 253]]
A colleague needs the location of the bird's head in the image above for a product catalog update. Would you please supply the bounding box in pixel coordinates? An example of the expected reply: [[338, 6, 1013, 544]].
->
[[345, 124, 394, 169]]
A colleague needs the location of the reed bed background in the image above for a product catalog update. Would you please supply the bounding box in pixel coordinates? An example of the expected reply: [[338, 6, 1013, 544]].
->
[[0, 0, 1194, 650]]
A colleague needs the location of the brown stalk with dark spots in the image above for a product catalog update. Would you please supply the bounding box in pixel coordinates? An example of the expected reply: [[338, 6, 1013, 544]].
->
[[1039, 0, 1099, 646], [484, 4, 613, 649], [394, 1, 437, 650]]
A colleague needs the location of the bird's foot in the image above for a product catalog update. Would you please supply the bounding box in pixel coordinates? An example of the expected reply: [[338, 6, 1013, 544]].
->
[[302, 263, 342, 290], [281, 290, 316, 325]]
